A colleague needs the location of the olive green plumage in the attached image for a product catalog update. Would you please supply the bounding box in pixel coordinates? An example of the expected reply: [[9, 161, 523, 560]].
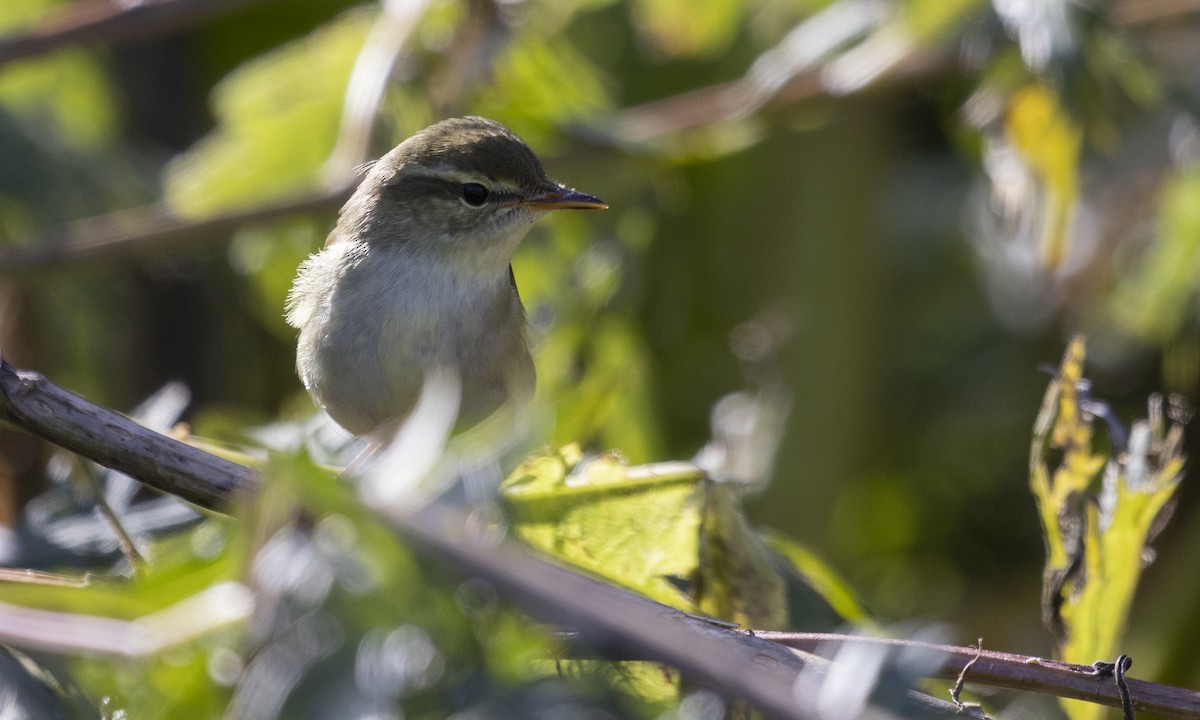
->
[[287, 117, 605, 436]]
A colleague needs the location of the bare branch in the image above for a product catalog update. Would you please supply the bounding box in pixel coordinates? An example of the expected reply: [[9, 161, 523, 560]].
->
[[1112, 0, 1200, 26], [394, 503, 840, 720], [756, 632, 1200, 720], [4, 359, 1196, 719], [591, 45, 949, 147], [0, 0, 279, 66], [0, 356, 827, 718], [0, 185, 352, 274], [0, 354, 254, 509]]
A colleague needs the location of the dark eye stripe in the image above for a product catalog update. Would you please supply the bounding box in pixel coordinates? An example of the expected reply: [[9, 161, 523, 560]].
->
[[384, 174, 521, 207]]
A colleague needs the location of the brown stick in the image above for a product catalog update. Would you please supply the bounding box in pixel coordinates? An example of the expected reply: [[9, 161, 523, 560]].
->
[[756, 632, 1200, 720], [0, 355, 830, 719], [0, 354, 254, 509]]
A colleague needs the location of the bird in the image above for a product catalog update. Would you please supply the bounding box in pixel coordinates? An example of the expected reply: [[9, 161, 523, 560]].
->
[[286, 116, 607, 437]]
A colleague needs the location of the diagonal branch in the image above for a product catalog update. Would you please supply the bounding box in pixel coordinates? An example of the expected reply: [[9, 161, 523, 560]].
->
[[756, 633, 1200, 720], [0, 184, 352, 274], [3, 356, 1198, 720], [0, 355, 825, 719], [0, 0, 279, 66], [0, 353, 253, 508]]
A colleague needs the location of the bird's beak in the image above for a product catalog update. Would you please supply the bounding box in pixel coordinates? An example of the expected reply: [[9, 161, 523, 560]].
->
[[521, 185, 608, 211]]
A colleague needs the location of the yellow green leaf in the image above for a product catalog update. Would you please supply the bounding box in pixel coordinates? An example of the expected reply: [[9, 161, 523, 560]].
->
[[1110, 168, 1200, 343], [1005, 83, 1083, 269], [164, 8, 378, 216], [1030, 337, 1186, 720], [0, 0, 118, 151], [630, 0, 744, 58]]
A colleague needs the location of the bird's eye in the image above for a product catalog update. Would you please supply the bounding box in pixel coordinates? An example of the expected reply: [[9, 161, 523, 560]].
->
[[460, 183, 489, 207]]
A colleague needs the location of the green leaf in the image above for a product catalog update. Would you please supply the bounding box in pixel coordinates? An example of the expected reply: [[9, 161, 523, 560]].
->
[[502, 446, 851, 631], [1004, 83, 1083, 270], [1031, 337, 1186, 720], [163, 7, 378, 216], [502, 445, 707, 609], [471, 34, 613, 149], [0, 0, 118, 152], [630, 0, 745, 58], [1110, 168, 1200, 343], [503, 445, 815, 707]]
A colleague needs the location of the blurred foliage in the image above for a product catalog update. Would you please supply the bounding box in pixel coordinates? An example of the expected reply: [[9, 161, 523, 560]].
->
[[0, 452, 650, 718], [1031, 337, 1186, 720], [0, 0, 119, 154], [164, 7, 376, 217], [1, 0, 1200, 715], [1003, 83, 1083, 269]]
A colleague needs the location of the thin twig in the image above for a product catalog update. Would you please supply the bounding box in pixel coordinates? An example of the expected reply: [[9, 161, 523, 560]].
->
[[0, 0, 279, 66], [0, 568, 92, 587], [950, 637, 984, 706], [81, 458, 147, 568], [1115, 655, 1136, 720], [588, 47, 948, 148], [754, 633, 1200, 720]]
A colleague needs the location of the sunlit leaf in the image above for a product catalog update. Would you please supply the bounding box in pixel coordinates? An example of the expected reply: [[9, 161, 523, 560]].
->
[[502, 445, 706, 608], [503, 446, 835, 630], [631, 0, 745, 58], [1005, 83, 1082, 269], [0, 0, 118, 152], [904, 0, 982, 40], [164, 8, 378, 216], [1109, 168, 1200, 344], [471, 35, 613, 149], [1031, 337, 1186, 720]]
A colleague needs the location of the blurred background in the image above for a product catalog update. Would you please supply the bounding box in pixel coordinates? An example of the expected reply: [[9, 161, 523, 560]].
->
[[0, 0, 1198, 690]]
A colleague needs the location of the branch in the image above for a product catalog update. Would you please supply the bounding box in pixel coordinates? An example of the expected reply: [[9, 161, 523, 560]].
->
[[0, 0, 279, 66], [4, 357, 1196, 720], [756, 633, 1200, 720], [594, 48, 948, 147], [0, 356, 827, 719], [0, 185, 352, 274], [559, 630, 1200, 720], [1111, 0, 1200, 25], [394, 503, 844, 720], [0, 353, 253, 508]]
